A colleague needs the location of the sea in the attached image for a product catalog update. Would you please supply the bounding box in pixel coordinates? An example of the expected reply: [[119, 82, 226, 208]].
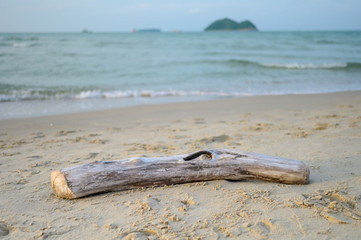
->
[[1, 31, 361, 119]]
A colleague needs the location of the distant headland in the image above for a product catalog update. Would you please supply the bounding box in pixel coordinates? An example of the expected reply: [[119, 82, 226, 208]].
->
[[205, 18, 258, 31]]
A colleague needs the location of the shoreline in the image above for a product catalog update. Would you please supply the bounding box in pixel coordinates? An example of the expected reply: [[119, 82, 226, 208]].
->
[[1, 90, 360, 123], [1, 90, 360, 239]]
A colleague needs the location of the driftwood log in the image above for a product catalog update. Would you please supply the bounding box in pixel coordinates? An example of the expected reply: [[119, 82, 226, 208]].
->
[[51, 149, 310, 199]]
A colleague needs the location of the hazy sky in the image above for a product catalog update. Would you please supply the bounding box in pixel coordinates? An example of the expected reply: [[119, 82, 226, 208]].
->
[[0, 0, 360, 32]]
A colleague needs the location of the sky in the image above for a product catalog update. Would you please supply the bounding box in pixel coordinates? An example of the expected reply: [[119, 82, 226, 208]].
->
[[0, 0, 360, 32]]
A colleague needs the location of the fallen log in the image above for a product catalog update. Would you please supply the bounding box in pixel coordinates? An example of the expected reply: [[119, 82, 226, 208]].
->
[[51, 149, 310, 199]]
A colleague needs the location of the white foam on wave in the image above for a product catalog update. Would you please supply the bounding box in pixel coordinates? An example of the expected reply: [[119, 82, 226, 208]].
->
[[75, 90, 103, 99], [74, 90, 251, 100], [12, 43, 27, 48], [5, 86, 361, 103], [260, 62, 347, 69]]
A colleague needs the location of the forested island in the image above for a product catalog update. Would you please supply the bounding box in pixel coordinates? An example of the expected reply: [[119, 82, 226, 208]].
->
[[205, 18, 258, 31]]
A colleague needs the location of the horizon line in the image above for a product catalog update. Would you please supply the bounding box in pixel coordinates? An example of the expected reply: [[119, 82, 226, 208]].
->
[[1, 29, 361, 34]]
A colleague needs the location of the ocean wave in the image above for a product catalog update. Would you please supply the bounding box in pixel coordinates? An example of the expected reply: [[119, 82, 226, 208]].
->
[[346, 62, 361, 69], [0, 89, 252, 102], [259, 63, 345, 69], [0, 53, 13, 57], [228, 59, 256, 66], [0, 90, 58, 102], [0, 36, 39, 48], [75, 90, 251, 99], [190, 58, 361, 70], [315, 40, 339, 45], [188, 59, 256, 66], [260, 62, 361, 70], [92, 41, 132, 47], [0, 84, 78, 102], [0, 42, 38, 48], [0, 42, 11, 47], [4, 87, 360, 103], [12, 43, 27, 48], [2, 36, 39, 42], [220, 59, 361, 70]]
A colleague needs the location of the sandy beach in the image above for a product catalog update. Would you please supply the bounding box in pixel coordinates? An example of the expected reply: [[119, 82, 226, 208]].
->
[[0, 91, 360, 239]]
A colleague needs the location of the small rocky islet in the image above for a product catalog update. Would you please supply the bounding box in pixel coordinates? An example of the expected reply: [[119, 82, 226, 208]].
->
[[205, 18, 258, 31]]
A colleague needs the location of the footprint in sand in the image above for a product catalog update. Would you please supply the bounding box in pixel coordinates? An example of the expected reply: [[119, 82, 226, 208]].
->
[[193, 118, 206, 124], [249, 219, 274, 239], [83, 152, 99, 160], [31, 132, 45, 138], [106, 127, 122, 133], [200, 134, 230, 144], [313, 123, 330, 130], [0, 222, 9, 236], [349, 117, 361, 129], [88, 139, 108, 144], [55, 130, 77, 137], [289, 190, 361, 224], [26, 155, 42, 160], [122, 230, 158, 240], [2, 152, 21, 157], [285, 131, 308, 138]]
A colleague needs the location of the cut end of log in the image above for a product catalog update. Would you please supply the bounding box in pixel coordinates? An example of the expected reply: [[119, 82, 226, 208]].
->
[[51, 170, 77, 199]]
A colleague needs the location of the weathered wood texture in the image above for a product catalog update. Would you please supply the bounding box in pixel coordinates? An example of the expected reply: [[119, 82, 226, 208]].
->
[[51, 149, 310, 199]]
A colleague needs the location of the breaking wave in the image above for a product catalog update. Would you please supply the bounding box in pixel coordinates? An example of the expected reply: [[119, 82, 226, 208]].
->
[[223, 59, 361, 70], [0, 87, 252, 103], [259, 62, 361, 70]]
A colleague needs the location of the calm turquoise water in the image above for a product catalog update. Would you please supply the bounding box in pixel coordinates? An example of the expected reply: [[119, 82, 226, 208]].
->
[[1, 31, 361, 119]]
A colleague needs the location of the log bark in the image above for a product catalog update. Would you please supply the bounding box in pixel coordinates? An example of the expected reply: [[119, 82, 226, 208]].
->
[[51, 149, 310, 199]]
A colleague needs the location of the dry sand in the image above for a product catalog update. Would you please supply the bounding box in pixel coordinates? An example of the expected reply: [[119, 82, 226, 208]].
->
[[0, 91, 361, 239]]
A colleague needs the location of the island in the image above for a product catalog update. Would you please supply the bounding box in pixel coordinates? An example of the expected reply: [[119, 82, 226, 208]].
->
[[81, 29, 92, 33], [204, 18, 258, 31]]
